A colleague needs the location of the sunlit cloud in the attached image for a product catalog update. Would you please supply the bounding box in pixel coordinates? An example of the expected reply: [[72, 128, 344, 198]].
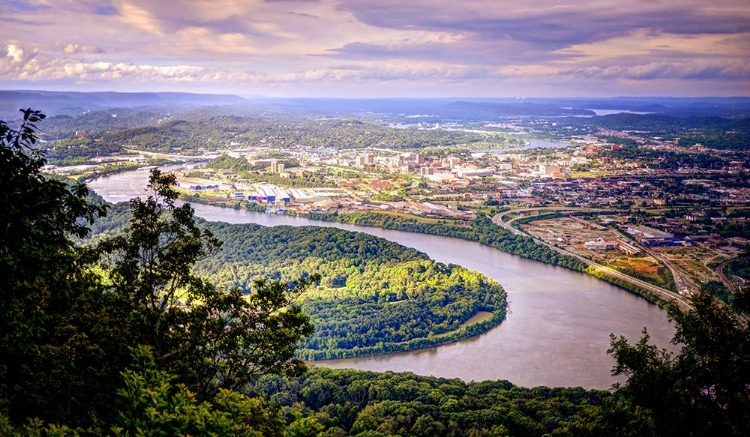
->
[[63, 44, 104, 54], [0, 0, 748, 96]]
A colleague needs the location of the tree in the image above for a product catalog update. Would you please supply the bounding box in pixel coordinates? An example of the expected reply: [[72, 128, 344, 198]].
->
[[607, 290, 750, 436], [0, 109, 108, 426], [112, 346, 284, 437], [1, 110, 317, 431], [97, 168, 316, 399]]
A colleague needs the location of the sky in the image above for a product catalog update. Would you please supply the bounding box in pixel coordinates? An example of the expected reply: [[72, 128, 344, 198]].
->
[[1, 0, 749, 97]]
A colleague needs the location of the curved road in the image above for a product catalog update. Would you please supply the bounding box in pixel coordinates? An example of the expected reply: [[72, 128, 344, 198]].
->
[[492, 208, 693, 311], [717, 261, 738, 293]]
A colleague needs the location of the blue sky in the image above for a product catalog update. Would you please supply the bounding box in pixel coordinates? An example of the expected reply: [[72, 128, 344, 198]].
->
[[1, 0, 748, 97]]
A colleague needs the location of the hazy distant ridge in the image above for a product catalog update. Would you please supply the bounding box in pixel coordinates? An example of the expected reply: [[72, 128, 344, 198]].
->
[[0, 90, 246, 117]]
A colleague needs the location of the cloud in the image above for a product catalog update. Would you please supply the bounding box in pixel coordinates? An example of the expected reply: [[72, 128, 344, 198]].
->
[[1, 0, 748, 96], [337, 1, 750, 50], [63, 44, 104, 54], [0, 42, 501, 87], [324, 37, 577, 65], [6, 44, 25, 63], [275, 62, 500, 83], [118, 2, 164, 36], [6, 1, 49, 13], [558, 60, 750, 81], [94, 5, 118, 15], [1, 42, 256, 83]]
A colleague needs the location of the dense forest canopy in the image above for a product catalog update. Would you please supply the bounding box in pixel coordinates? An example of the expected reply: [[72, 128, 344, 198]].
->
[[1, 110, 314, 434], [90, 206, 508, 360]]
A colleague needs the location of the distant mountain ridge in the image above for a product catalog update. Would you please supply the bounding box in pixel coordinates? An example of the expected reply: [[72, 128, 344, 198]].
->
[[0, 90, 246, 117], [3, 90, 749, 120]]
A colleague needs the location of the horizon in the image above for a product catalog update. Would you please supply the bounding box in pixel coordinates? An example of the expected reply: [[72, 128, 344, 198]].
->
[[3, 89, 750, 100], [2, 1, 749, 98]]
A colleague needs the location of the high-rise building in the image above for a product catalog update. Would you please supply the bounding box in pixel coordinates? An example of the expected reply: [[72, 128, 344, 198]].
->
[[356, 155, 367, 168]]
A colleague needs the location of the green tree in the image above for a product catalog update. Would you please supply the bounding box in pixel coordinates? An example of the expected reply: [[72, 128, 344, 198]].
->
[[607, 291, 750, 436], [112, 346, 284, 437], [98, 169, 316, 400], [285, 416, 326, 437], [0, 109, 108, 426], [1, 110, 317, 432]]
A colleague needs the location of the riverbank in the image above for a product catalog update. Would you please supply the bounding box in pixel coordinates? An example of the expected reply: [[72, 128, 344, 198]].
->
[[299, 309, 507, 360], [88, 168, 676, 388], [301, 210, 684, 310], [305, 211, 588, 270], [182, 196, 681, 309]]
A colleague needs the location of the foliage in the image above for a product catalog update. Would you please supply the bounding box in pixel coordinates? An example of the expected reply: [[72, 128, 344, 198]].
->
[[584, 267, 667, 309], [0, 109, 110, 427], [90, 212, 508, 360], [585, 114, 750, 150], [606, 290, 750, 436], [207, 153, 253, 172], [702, 280, 732, 304], [256, 367, 618, 437], [42, 111, 500, 164], [0, 110, 316, 432], [725, 252, 750, 281], [597, 136, 638, 147], [601, 146, 726, 170], [112, 346, 284, 437], [237, 169, 337, 189], [97, 169, 315, 398], [201, 223, 505, 360]]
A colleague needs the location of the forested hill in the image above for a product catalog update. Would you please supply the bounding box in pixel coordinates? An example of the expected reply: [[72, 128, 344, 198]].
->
[[89, 208, 507, 360]]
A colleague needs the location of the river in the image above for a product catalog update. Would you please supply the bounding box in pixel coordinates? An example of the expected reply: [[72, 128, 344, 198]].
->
[[88, 168, 675, 389], [475, 138, 572, 154]]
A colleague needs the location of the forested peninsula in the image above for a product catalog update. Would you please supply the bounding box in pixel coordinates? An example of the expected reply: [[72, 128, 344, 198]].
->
[[303, 210, 677, 306], [91, 205, 508, 359]]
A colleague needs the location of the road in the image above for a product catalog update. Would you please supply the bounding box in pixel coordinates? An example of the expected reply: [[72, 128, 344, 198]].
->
[[717, 261, 738, 294], [606, 227, 700, 297], [492, 208, 693, 311], [639, 245, 699, 296], [126, 149, 220, 161], [494, 207, 615, 236]]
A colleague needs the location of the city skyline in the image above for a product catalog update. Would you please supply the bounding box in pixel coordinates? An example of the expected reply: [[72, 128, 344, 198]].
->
[[1, 0, 749, 97]]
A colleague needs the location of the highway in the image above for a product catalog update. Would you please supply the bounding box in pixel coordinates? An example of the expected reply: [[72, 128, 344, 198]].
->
[[492, 208, 694, 311], [717, 261, 738, 294]]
